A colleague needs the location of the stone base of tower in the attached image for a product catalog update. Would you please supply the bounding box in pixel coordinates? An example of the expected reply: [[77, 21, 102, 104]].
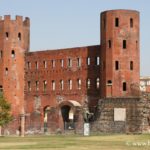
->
[[91, 97, 150, 134]]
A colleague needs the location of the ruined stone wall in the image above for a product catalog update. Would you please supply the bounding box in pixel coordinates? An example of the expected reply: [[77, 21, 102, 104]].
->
[[91, 97, 150, 134]]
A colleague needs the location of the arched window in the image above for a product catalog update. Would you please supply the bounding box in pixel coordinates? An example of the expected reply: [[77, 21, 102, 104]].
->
[[87, 57, 90, 65], [68, 79, 72, 90], [43, 80, 47, 92], [123, 82, 127, 91], [77, 79, 81, 89], [18, 32, 21, 40], [35, 81, 39, 91], [130, 18, 133, 28], [130, 61, 133, 70], [68, 58, 72, 67], [115, 18, 119, 27], [96, 78, 100, 89], [60, 59, 64, 67], [77, 58, 81, 67], [87, 78, 91, 89], [5, 68, 8, 75], [35, 61, 38, 69], [60, 80, 64, 90], [5, 32, 9, 40], [96, 57, 100, 65], [11, 50, 15, 58], [43, 61, 47, 69], [28, 81, 31, 91], [52, 60, 55, 68], [52, 80, 55, 91]]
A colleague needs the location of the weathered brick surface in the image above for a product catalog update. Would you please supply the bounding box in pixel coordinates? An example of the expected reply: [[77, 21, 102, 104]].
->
[[0, 10, 143, 134]]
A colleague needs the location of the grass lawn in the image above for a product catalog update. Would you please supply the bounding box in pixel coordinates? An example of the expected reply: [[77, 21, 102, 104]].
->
[[0, 134, 150, 150]]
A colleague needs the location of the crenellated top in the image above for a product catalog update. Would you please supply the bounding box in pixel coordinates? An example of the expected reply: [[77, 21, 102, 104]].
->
[[0, 15, 30, 26]]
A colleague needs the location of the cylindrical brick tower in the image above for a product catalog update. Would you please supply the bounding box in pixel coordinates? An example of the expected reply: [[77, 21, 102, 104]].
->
[[100, 10, 140, 98], [0, 15, 30, 130]]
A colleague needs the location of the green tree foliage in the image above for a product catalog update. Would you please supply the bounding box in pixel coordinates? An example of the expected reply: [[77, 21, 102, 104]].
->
[[0, 94, 13, 127]]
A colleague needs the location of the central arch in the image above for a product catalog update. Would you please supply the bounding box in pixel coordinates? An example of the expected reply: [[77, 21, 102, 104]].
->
[[59, 100, 81, 130]]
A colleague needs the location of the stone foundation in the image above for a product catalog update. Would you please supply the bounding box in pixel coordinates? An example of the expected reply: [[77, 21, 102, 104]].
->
[[91, 97, 150, 134]]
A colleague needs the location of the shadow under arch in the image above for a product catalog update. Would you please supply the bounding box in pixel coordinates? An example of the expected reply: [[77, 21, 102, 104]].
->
[[58, 100, 81, 130]]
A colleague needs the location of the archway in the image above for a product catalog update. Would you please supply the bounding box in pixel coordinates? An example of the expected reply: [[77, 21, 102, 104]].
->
[[59, 100, 81, 130], [61, 105, 74, 130]]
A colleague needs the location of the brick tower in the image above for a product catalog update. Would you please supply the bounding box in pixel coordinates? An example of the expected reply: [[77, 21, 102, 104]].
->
[[100, 10, 140, 98], [0, 16, 30, 131]]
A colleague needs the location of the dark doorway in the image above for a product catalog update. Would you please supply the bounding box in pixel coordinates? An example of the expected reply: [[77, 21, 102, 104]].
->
[[61, 105, 74, 130]]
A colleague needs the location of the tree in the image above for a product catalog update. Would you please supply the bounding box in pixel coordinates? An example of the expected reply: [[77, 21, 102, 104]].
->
[[0, 94, 13, 136]]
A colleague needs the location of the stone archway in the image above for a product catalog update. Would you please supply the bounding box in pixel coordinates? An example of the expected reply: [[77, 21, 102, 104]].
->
[[58, 100, 82, 131]]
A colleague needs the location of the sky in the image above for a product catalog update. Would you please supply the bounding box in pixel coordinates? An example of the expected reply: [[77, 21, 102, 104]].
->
[[0, 0, 149, 76]]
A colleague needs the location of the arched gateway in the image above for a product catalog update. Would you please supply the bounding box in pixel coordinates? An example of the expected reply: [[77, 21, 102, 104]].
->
[[58, 100, 82, 131]]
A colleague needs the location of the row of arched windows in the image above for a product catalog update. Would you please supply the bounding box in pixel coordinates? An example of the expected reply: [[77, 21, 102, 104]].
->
[[27, 78, 100, 92], [27, 56, 100, 70]]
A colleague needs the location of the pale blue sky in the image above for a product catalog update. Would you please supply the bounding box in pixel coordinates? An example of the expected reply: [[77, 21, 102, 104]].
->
[[0, 0, 149, 76]]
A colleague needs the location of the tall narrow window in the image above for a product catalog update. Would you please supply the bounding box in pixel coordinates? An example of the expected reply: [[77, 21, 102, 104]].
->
[[123, 82, 127, 91], [103, 18, 106, 29], [0, 50, 3, 58], [68, 79, 72, 90], [27, 62, 31, 69], [68, 58, 72, 67], [96, 57, 100, 65], [130, 18, 133, 28], [5, 32, 9, 40], [115, 61, 119, 70], [5, 68, 8, 75], [96, 78, 100, 89], [35, 81, 39, 91], [35, 61, 38, 69], [60, 80, 64, 90], [77, 79, 81, 90], [60, 59, 64, 68], [123, 40, 126, 49], [18, 32, 21, 40], [52, 80, 55, 91], [77, 58, 81, 67], [87, 57, 90, 65], [43, 61, 47, 69], [52, 60, 55, 68], [108, 40, 111, 48], [28, 81, 31, 91], [11, 50, 15, 58], [130, 61, 133, 70], [87, 79, 91, 89], [43, 80, 47, 92], [115, 18, 119, 27]]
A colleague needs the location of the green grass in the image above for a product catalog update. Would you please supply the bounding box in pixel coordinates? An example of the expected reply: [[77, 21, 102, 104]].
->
[[0, 134, 150, 150]]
